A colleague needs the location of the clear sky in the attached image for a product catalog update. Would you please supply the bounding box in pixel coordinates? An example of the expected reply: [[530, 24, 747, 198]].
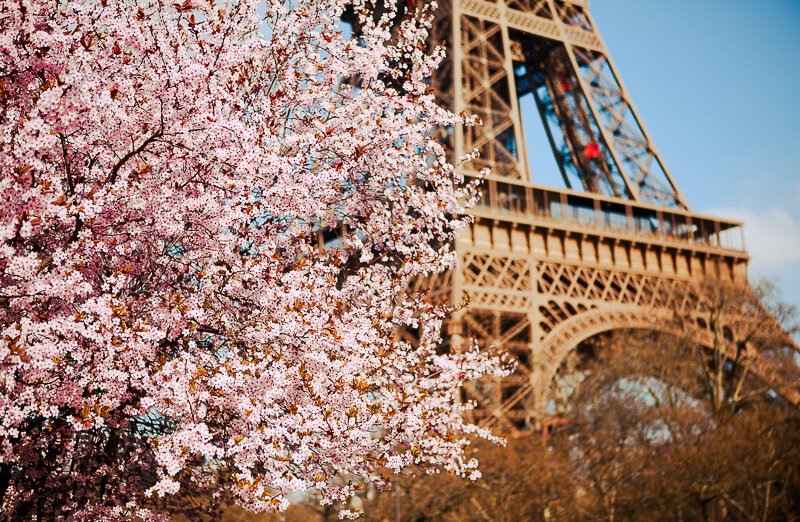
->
[[522, 0, 800, 312]]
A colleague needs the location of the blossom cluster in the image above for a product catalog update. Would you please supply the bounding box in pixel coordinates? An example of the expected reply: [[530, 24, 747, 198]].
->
[[0, 0, 505, 517]]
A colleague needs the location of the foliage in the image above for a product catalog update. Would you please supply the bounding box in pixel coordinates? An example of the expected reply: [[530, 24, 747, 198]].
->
[[357, 333, 800, 521], [0, 0, 506, 518], [350, 282, 800, 521]]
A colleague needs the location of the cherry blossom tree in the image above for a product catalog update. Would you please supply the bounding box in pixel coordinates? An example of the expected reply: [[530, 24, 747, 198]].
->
[[0, 0, 506, 518]]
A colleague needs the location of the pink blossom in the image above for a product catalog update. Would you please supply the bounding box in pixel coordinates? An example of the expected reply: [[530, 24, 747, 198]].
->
[[0, 0, 507, 518]]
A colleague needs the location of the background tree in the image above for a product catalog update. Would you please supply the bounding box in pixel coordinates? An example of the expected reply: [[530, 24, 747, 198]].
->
[[0, 0, 507, 518], [677, 279, 800, 422], [356, 281, 800, 521]]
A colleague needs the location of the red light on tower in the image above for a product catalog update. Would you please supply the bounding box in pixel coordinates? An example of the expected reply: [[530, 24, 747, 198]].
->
[[584, 141, 601, 159], [559, 75, 571, 92]]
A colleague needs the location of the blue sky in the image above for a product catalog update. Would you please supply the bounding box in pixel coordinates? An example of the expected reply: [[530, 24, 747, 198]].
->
[[521, 0, 800, 313]]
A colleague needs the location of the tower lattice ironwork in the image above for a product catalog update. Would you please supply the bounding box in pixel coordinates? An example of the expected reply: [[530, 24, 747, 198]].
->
[[417, 0, 800, 433]]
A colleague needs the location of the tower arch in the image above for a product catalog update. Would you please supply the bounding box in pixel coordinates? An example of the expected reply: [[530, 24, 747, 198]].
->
[[531, 306, 703, 417]]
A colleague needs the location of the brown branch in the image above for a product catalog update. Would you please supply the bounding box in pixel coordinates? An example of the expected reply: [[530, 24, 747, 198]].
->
[[107, 128, 164, 185], [66, 215, 83, 246]]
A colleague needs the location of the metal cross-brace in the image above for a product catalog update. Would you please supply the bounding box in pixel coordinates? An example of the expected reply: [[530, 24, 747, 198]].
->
[[440, 0, 687, 207]]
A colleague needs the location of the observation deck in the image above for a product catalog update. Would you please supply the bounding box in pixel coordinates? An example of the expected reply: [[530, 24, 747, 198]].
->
[[464, 174, 748, 284]]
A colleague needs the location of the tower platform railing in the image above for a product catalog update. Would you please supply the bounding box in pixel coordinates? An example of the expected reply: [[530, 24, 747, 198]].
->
[[470, 174, 747, 253]]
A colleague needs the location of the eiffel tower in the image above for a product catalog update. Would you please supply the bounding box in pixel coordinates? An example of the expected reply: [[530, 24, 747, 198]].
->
[[414, 0, 800, 433]]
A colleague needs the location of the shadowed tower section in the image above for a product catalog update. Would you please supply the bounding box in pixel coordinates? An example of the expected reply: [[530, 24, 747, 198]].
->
[[423, 0, 799, 433]]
